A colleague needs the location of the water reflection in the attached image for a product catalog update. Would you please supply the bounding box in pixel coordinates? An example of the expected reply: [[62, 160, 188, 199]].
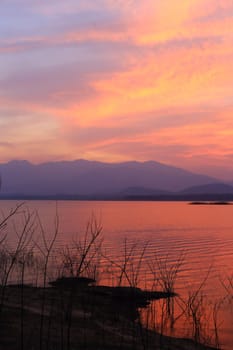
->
[[0, 200, 232, 348]]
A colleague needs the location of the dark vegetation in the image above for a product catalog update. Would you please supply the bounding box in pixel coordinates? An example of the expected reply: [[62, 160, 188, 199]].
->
[[0, 204, 232, 350]]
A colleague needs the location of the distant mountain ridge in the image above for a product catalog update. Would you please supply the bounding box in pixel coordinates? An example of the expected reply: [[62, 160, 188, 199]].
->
[[0, 159, 220, 197], [180, 183, 233, 194], [118, 186, 171, 196]]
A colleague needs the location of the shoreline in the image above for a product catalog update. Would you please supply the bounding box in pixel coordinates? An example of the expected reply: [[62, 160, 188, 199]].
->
[[0, 282, 217, 350]]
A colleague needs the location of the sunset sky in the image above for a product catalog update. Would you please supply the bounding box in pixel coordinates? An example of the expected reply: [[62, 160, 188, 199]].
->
[[0, 0, 233, 180]]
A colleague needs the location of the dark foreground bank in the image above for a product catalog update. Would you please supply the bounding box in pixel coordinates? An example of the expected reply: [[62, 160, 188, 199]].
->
[[0, 279, 217, 350]]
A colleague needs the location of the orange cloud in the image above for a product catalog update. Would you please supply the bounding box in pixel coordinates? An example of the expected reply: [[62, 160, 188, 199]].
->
[[0, 0, 233, 179]]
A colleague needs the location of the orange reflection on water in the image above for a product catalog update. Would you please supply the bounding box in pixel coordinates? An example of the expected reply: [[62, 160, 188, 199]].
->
[[0, 200, 232, 348]]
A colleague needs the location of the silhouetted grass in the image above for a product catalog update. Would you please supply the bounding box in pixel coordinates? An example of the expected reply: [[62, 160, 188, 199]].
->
[[0, 203, 229, 350]]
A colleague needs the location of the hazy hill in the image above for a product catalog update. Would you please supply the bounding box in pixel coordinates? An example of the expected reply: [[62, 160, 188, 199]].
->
[[118, 186, 171, 196], [0, 159, 217, 196], [180, 183, 233, 194]]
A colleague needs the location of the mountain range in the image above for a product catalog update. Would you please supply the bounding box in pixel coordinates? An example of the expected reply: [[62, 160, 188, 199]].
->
[[0, 159, 232, 199]]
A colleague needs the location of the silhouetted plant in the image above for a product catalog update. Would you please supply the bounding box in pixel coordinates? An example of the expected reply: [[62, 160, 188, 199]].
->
[[0, 206, 36, 313], [0, 202, 228, 350], [59, 214, 103, 281], [33, 207, 59, 350]]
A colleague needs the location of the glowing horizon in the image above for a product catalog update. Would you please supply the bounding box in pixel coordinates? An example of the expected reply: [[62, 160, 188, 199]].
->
[[0, 0, 233, 180]]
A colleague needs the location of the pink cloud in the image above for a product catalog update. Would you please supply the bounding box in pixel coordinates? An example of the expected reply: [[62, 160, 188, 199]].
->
[[0, 0, 232, 179]]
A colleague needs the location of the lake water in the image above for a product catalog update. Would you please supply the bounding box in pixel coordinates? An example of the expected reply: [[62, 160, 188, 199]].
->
[[0, 200, 233, 349]]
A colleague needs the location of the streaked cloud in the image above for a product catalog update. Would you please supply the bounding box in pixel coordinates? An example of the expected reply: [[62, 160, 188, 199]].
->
[[0, 0, 232, 179]]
